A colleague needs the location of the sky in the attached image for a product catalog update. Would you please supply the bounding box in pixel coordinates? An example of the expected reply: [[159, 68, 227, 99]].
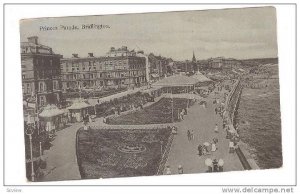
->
[[20, 7, 278, 61]]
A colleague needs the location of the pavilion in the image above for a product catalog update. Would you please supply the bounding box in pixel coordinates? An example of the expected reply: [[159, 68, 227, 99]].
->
[[152, 74, 199, 93]]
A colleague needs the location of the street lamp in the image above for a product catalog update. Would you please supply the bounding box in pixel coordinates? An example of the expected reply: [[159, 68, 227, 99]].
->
[[25, 122, 35, 182]]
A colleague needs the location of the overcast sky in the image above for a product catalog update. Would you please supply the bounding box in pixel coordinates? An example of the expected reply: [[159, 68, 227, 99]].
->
[[20, 7, 277, 61]]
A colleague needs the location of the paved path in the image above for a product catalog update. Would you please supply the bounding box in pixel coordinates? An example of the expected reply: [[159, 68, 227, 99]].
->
[[164, 87, 243, 175], [41, 123, 82, 181]]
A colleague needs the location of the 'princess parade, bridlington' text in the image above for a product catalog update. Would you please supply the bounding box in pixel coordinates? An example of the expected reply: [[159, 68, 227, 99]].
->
[[39, 24, 110, 31]]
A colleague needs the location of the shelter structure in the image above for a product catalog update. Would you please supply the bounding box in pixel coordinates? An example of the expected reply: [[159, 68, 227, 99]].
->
[[67, 100, 92, 122], [39, 104, 66, 132], [152, 75, 199, 94]]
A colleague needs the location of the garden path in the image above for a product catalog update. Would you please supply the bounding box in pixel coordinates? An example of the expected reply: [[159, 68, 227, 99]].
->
[[41, 123, 82, 181]]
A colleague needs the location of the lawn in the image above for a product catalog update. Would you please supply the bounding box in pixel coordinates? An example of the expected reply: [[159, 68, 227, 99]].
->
[[108, 98, 193, 125], [76, 127, 172, 179]]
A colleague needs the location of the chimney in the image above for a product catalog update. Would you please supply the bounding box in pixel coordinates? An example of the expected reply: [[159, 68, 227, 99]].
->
[[72, 53, 79, 58], [88, 53, 94, 57], [27, 36, 38, 44]]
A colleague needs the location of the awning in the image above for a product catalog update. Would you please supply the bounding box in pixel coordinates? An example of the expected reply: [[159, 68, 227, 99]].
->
[[39, 105, 64, 118], [152, 75, 199, 87], [191, 71, 212, 82], [151, 73, 160, 78], [163, 93, 202, 100], [141, 86, 163, 94], [67, 100, 92, 110]]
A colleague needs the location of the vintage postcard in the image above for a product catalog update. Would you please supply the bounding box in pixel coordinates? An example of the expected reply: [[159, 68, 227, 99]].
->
[[20, 7, 281, 182]]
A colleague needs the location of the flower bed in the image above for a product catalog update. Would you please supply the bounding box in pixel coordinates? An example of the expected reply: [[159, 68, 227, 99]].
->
[[108, 98, 193, 125], [76, 127, 172, 179]]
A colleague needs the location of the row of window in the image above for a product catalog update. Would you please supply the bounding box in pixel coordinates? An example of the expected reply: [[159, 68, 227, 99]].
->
[[64, 59, 128, 67], [38, 93, 60, 107], [22, 80, 60, 94], [62, 70, 145, 80]]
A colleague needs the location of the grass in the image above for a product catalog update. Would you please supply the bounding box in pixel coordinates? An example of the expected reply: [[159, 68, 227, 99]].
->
[[109, 98, 193, 125], [76, 128, 172, 179]]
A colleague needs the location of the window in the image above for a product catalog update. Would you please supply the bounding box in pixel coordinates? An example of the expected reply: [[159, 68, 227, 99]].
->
[[56, 93, 60, 102], [53, 80, 59, 90], [27, 83, 31, 93], [39, 82, 46, 92], [39, 96, 45, 107]]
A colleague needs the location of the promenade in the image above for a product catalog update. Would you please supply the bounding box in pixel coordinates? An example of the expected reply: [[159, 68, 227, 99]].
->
[[164, 87, 244, 174], [41, 123, 82, 181], [39, 82, 244, 181]]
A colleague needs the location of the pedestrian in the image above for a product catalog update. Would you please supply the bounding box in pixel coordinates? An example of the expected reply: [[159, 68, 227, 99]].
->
[[190, 130, 194, 140], [214, 124, 219, 133], [215, 107, 218, 115], [171, 126, 177, 134], [211, 142, 217, 152], [212, 159, 219, 172], [203, 145, 210, 155], [229, 141, 235, 153], [187, 130, 191, 141], [180, 111, 184, 120], [166, 165, 172, 175], [213, 137, 218, 144], [178, 165, 183, 174], [198, 144, 203, 156]]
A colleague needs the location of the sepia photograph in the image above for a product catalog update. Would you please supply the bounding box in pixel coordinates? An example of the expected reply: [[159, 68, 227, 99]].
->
[[19, 6, 282, 182]]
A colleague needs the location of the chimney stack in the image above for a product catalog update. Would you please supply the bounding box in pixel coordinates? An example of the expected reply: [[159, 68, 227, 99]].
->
[[27, 36, 38, 44], [88, 53, 94, 57], [72, 53, 79, 58]]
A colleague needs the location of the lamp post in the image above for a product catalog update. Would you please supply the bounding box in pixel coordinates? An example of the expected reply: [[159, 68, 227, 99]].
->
[[160, 141, 164, 155], [171, 91, 174, 123], [25, 122, 35, 181]]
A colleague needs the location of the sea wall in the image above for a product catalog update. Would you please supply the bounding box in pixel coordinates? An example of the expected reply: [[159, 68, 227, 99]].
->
[[224, 79, 260, 170]]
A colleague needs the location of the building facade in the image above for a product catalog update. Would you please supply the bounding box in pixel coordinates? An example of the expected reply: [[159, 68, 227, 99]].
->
[[21, 36, 63, 110], [60, 47, 147, 91], [208, 57, 241, 70]]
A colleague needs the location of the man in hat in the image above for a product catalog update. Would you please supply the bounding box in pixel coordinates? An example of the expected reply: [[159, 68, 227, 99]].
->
[[187, 130, 191, 141]]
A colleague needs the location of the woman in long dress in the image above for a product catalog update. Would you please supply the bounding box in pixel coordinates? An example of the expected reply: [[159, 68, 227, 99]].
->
[[211, 143, 217, 152]]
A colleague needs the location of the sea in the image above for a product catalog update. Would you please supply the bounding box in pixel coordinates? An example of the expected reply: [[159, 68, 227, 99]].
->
[[236, 79, 282, 169]]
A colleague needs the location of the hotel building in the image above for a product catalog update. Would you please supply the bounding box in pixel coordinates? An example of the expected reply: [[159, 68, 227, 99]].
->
[[21, 36, 63, 110], [60, 46, 147, 91]]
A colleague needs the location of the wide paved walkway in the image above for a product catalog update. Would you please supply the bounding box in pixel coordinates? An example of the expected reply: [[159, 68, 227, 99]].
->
[[164, 88, 243, 175], [41, 123, 82, 181]]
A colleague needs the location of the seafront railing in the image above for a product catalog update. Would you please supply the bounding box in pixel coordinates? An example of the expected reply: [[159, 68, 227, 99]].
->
[[156, 133, 175, 175], [224, 78, 259, 170]]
